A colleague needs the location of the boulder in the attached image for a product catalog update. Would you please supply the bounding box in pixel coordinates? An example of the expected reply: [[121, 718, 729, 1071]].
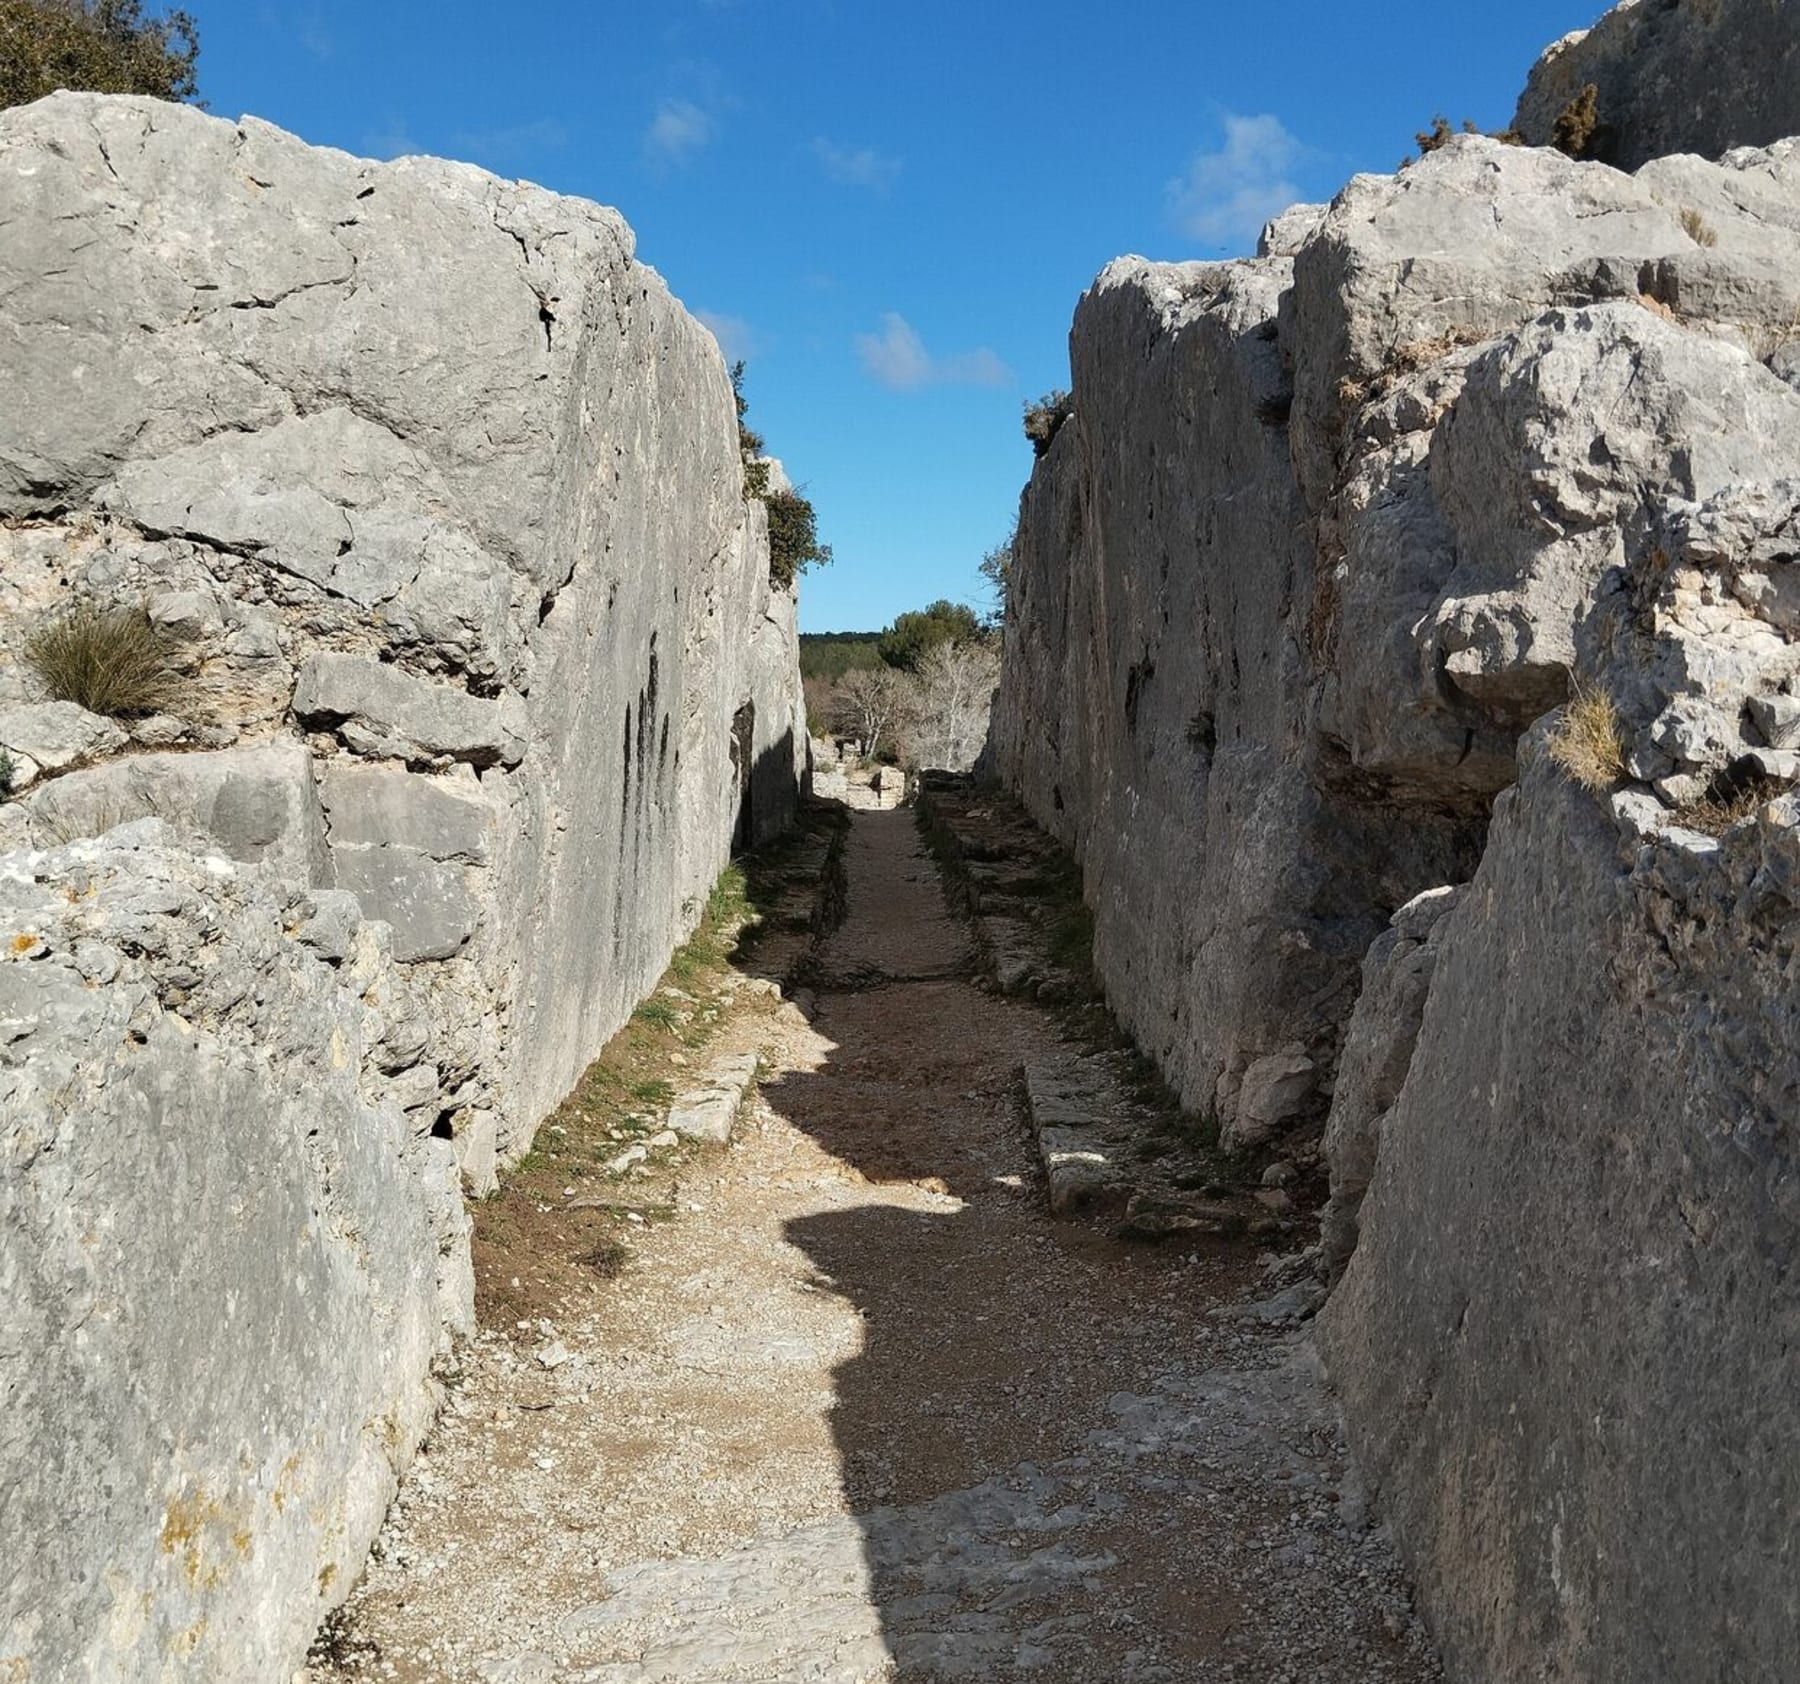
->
[[0, 699, 128, 769], [331, 844, 481, 963], [1513, 0, 1800, 172], [319, 762, 495, 862], [1318, 887, 1462, 1281], [11, 739, 330, 882]]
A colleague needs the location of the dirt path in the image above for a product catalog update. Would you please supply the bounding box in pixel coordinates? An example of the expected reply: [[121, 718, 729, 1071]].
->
[[313, 810, 1441, 1684]]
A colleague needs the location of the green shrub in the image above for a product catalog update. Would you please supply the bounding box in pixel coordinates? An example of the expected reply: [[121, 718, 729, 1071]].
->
[[877, 599, 982, 672], [766, 488, 832, 591], [1023, 389, 1072, 458], [1551, 83, 1609, 161], [732, 361, 832, 590], [0, 0, 199, 110], [25, 601, 183, 717], [799, 632, 883, 682], [978, 527, 1014, 624]]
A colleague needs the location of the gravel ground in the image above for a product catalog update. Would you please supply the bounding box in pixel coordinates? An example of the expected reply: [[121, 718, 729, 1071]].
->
[[306, 809, 1442, 1684]]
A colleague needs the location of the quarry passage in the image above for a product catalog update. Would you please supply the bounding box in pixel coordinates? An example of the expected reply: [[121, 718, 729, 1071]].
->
[[310, 807, 1441, 1684]]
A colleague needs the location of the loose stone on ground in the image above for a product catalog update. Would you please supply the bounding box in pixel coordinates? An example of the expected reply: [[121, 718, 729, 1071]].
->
[[308, 808, 1440, 1683]]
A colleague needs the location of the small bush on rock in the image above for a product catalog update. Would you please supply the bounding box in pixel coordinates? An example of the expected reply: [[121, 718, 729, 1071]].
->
[[765, 489, 832, 592], [0, 0, 199, 110], [732, 360, 831, 591], [1551, 83, 1610, 161], [25, 601, 183, 717], [1405, 116, 1521, 167], [1671, 779, 1787, 836], [1547, 684, 1627, 790], [1024, 390, 1073, 458]]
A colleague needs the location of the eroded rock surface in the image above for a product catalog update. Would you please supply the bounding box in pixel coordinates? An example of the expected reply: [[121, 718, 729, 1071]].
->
[[991, 128, 1800, 1681], [0, 823, 469, 1681], [1515, 0, 1800, 170], [0, 92, 803, 1681]]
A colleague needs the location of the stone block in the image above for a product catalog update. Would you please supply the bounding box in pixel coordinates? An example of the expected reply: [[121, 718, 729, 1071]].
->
[[320, 761, 494, 861], [294, 653, 526, 768], [332, 843, 480, 963], [666, 1053, 759, 1144]]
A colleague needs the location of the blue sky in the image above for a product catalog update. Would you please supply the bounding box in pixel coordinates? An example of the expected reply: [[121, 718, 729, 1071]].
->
[[205, 1, 1600, 631]]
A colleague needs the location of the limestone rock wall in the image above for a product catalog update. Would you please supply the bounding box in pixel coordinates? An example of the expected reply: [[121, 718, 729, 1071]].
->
[[991, 127, 1800, 1679], [1515, 0, 1800, 171], [0, 93, 803, 1679], [2, 824, 469, 1681]]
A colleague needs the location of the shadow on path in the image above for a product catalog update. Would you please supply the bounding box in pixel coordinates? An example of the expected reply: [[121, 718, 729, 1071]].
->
[[749, 809, 1439, 1683]]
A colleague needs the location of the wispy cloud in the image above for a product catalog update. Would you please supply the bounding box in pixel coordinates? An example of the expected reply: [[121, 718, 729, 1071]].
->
[[453, 118, 570, 167], [258, 3, 332, 60], [1166, 113, 1305, 249], [363, 120, 422, 160], [811, 137, 901, 190], [644, 98, 714, 169], [855, 313, 1010, 392], [696, 310, 757, 364]]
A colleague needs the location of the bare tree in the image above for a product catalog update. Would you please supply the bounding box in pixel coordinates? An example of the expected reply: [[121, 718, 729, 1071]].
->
[[833, 666, 914, 764], [906, 639, 1000, 771]]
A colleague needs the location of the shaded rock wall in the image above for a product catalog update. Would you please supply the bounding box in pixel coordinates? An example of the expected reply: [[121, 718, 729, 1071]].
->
[[0, 93, 803, 1679], [1323, 750, 1800, 1684], [1515, 0, 1800, 171], [991, 125, 1800, 1679]]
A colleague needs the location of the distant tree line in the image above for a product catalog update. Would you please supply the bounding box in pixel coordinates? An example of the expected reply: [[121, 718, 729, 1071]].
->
[[1, 0, 199, 110], [802, 566, 1011, 773]]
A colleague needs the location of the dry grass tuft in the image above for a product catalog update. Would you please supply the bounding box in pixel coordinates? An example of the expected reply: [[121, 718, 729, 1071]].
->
[[24, 602, 183, 718], [1672, 776, 1791, 836], [1748, 297, 1800, 364], [1547, 685, 1627, 791], [1679, 207, 1720, 248]]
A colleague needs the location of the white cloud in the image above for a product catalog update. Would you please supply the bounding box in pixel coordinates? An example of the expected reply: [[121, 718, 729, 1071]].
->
[[811, 138, 901, 190], [453, 118, 570, 164], [696, 310, 757, 364], [363, 120, 422, 160], [645, 98, 713, 168], [1165, 113, 1305, 249], [855, 313, 1010, 392]]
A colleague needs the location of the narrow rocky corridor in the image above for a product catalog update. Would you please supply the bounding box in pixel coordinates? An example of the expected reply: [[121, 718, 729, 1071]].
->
[[313, 810, 1441, 1684]]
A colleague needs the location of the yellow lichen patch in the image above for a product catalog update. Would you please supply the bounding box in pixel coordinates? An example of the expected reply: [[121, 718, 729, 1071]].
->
[[168, 1620, 207, 1659], [271, 1451, 305, 1515], [158, 1493, 219, 1556], [10, 932, 38, 956], [317, 1562, 339, 1595], [158, 1491, 234, 1590]]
